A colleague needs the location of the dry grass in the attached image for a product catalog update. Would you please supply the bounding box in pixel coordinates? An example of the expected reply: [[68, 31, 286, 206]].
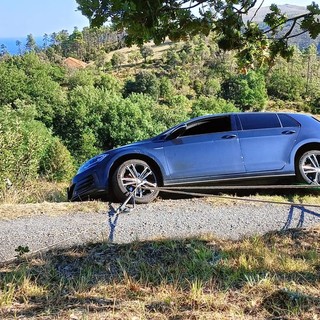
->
[[0, 226, 319, 319], [0, 201, 107, 220], [0, 180, 107, 220], [206, 188, 320, 207], [0, 180, 69, 204], [105, 40, 174, 62]]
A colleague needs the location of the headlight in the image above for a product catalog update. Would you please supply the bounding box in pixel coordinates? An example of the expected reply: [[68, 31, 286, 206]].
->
[[77, 153, 109, 174]]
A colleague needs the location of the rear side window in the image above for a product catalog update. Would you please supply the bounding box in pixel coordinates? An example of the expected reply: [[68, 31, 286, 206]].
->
[[278, 114, 300, 127], [238, 113, 281, 130]]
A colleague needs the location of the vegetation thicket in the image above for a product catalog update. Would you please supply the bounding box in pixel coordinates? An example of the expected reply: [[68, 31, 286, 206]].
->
[[0, 23, 320, 202]]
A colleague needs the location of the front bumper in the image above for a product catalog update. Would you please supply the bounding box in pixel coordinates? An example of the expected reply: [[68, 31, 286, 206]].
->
[[67, 170, 108, 201]]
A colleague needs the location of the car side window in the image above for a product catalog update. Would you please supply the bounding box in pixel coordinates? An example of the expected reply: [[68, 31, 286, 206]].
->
[[278, 114, 300, 127], [182, 116, 231, 137], [238, 114, 281, 130]]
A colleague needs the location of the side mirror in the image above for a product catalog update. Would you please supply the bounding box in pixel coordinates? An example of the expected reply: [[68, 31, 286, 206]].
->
[[166, 124, 187, 140]]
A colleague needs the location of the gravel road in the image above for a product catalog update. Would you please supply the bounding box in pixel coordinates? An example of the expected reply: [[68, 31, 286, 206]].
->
[[0, 198, 320, 263]]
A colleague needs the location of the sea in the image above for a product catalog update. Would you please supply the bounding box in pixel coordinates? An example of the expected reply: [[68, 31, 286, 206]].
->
[[0, 36, 43, 55]]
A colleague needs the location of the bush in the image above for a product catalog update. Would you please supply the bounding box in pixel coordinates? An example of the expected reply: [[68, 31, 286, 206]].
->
[[39, 137, 75, 182], [221, 71, 267, 111], [124, 71, 160, 99], [0, 105, 45, 187], [0, 103, 74, 196], [267, 69, 306, 101], [191, 96, 239, 118], [102, 93, 161, 147]]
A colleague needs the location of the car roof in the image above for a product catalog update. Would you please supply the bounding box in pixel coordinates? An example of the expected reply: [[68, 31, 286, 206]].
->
[[185, 112, 313, 124]]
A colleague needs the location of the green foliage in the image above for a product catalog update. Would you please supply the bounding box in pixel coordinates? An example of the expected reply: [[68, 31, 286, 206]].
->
[[191, 96, 239, 118], [193, 77, 221, 97], [221, 71, 268, 111], [25, 34, 37, 52], [76, 0, 320, 68], [39, 137, 75, 182], [267, 69, 306, 101], [140, 45, 154, 63], [124, 71, 160, 99], [0, 104, 66, 194], [96, 73, 122, 93], [159, 77, 176, 100], [56, 85, 110, 163], [0, 23, 319, 191], [0, 53, 66, 127], [128, 50, 142, 64], [0, 62, 28, 104], [67, 68, 96, 89], [111, 52, 126, 69], [152, 95, 191, 129], [102, 93, 161, 147]]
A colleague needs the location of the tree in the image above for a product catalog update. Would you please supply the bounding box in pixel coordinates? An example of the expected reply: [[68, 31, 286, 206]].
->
[[76, 0, 320, 69], [16, 40, 22, 55], [128, 50, 142, 64], [0, 44, 8, 57], [124, 71, 160, 99], [43, 33, 50, 49], [111, 52, 126, 69], [26, 34, 37, 52], [191, 96, 238, 118], [221, 71, 267, 111], [140, 45, 154, 63]]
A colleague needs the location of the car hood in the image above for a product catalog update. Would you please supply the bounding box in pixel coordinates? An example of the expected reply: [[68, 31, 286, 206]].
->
[[107, 137, 157, 155]]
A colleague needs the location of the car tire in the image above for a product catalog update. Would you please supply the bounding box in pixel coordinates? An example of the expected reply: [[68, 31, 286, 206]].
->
[[112, 159, 159, 204], [296, 150, 320, 184]]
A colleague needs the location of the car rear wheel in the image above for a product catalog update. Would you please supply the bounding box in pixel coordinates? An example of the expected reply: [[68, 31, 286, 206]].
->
[[112, 159, 159, 204], [297, 150, 320, 184]]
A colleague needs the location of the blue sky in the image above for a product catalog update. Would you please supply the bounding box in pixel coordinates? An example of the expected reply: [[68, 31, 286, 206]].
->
[[0, 0, 317, 38], [0, 0, 89, 38]]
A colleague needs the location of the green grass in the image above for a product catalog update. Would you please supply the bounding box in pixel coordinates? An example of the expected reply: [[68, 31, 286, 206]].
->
[[1, 227, 319, 319]]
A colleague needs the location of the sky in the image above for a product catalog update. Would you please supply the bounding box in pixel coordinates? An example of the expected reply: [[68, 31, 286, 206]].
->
[[0, 0, 317, 38], [0, 0, 89, 38]]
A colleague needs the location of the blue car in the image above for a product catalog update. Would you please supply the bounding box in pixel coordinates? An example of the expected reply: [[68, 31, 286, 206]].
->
[[68, 112, 320, 203]]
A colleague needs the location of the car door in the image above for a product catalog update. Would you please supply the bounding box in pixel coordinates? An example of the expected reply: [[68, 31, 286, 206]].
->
[[237, 113, 300, 172], [163, 115, 245, 180]]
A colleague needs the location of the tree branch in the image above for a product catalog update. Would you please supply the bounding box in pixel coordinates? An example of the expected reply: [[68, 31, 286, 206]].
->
[[263, 12, 312, 35], [250, 0, 264, 22], [283, 19, 297, 39], [286, 29, 309, 39], [266, 29, 309, 40], [174, 0, 208, 10], [233, 0, 258, 15]]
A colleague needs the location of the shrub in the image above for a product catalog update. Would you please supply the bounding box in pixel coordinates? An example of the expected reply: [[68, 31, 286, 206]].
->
[[221, 71, 267, 111], [39, 137, 75, 182], [0, 105, 45, 186], [191, 96, 239, 118], [124, 71, 160, 99]]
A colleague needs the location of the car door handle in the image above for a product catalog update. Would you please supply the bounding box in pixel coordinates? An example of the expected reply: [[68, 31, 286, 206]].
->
[[282, 130, 296, 135], [222, 134, 237, 139]]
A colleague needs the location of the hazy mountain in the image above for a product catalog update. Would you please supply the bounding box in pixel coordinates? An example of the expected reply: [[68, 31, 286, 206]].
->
[[246, 4, 308, 22], [246, 4, 319, 53]]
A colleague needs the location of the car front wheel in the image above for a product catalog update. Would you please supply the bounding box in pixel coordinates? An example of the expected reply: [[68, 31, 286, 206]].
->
[[297, 150, 320, 184], [112, 159, 159, 204]]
